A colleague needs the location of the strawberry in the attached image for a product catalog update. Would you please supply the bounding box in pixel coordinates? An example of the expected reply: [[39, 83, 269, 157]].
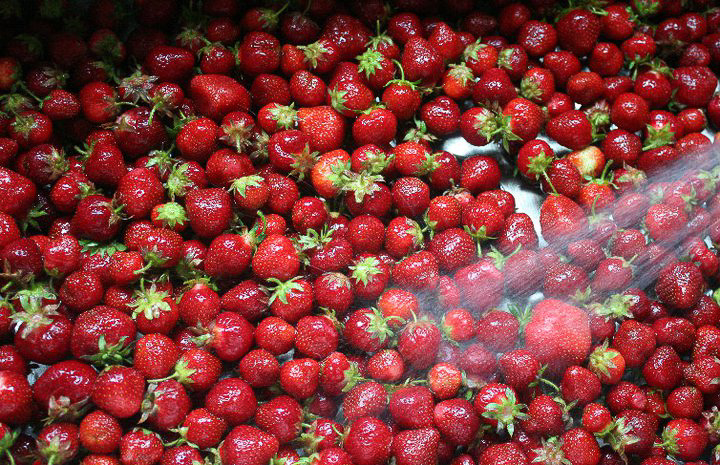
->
[[0, 370, 34, 424], [392, 428, 440, 465], [219, 425, 279, 465], [366, 349, 405, 383], [474, 382, 527, 436], [255, 395, 302, 444], [382, 79, 423, 121], [473, 68, 518, 106], [502, 97, 544, 147], [183, 188, 232, 239], [205, 377, 257, 426], [540, 194, 588, 243], [434, 398, 480, 445], [189, 74, 251, 121], [655, 262, 705, 310], [517, 20, 557, 57], [546, 110, 593, 151], [401, 37, 443, 86], [78, 410, 122, 454], [0, 167, 37, 219], [9, 110, 53, 149], [279, 358, 320, 399], [237, 348, 280, 388], [70, 305, 135, 364], [644, 203, 688, 242], [251, 234, 300, 281], [344, 417, 393, 465], [661, 418, 709, 461], [479, 442, 529, 465], [672, 66, 718, 107], [144, 45, 194, 82], [91, 366, 145, 419], [525, 299, 592, 375], [297, 106, 346, 153], [520, 67, 555, 104], [612, 320, 657, 369], [204, 234, 253, 280], [344, 307, 395, 353], [343, 381, 388, 422], [36, 422, 80, 465]]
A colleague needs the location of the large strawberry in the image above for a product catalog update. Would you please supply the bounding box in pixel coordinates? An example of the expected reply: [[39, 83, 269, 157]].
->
[[525, 299, 592, 375], [189, 74, 252, 121], [556, 8, 601, 57], [219, 425, 279, 465]]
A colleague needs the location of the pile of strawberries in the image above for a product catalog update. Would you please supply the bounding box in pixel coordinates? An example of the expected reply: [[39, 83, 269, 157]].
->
[[3, 0, 720, 464]]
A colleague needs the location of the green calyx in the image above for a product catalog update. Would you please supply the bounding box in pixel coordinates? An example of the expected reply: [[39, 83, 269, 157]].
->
[[165, 163, 192, 200], [10, 286, 60, 338], [266, 277, 304, 305], [642, 122, 676, 151], [349, 256, 383, 286], [229, 175, 265, 199], [327, 160, 384, 203], [588, 341, 619, 379], [81, 335, 133, 369], [531, 437, 571, 465], [45, 395, 90, 425], [365, 307, 397, 346], [356, 146, 393, 175], [148, 357, 197, 386], [154, 202, 187, 229], [462, 39, 489, 63], [404, 119, 438, 143], [605, 417, 640, 461], [481, 387, 528, 437], [525, 150, 555, 179], [298, 41, 330, 69], [357, 48, 386, 79], [520, 75, 543, 101], [79, 240, 127, 257], [447, 63, 474, 87], [119, 70, 158, 105], [268, 103, 297, 130], [586, 293, 634, 321], [220, 119, 256, 152], [129, 284, 172, 321], [295, 226, 333, 253]]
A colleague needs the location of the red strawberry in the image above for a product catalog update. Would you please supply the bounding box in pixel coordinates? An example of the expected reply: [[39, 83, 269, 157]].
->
[[0, 370, 34, 425], [251, 234, 300, 281], [344, 417, 393, 465], [540, 195, 588, 243], [255, 395, 302, 444], [279, 358, 320, 400], [219, 425, 279, 465], [557, 8, 601, 57], [78, 410, 122, 454], [661, 418, 709, 461], [0, 167, 37, 219], [205, 377, 257, 425], [343, 381, 387, 422], [297, 106, 346, 153], [672, 66, 718, 107], [546, 110, 593, 151], [91, 366, 145, 419], [525, 299, 592, 375], [188, 74, 251, 121], [433, 398, 480, 446], [184, 188, 232, 239], [401, 37, 443, 86], [392, 428, 440, 465], [479, 443, 529, 465], [655, 262, 705, 310]]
